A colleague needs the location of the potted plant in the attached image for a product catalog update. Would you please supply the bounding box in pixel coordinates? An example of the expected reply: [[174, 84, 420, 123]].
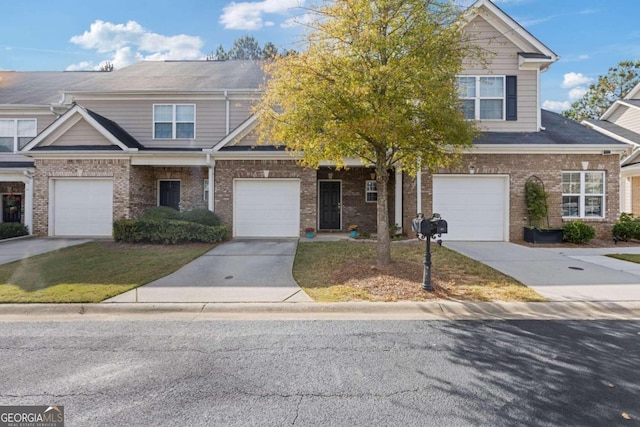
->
[[304, 227, 315, 238], [523, 176, 563, 244], [348, 224, 358, 238]]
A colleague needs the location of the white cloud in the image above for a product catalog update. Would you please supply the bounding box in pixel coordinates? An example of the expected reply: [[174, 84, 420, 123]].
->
[[561, 72, 593, 89], [220, 0, 305, 30], [543, 100, 571, 112], [569, 86, 588, 100], [65, 61, 94, 71], [67, 20, 204, 70], [281, 13, 313, 29]]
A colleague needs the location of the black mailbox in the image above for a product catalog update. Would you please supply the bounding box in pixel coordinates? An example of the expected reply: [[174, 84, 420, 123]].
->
[[412, 213, 447, 238]]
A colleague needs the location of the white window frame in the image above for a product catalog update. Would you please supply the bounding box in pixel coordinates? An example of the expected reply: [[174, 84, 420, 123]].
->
[[0, 118, 37, 152], [562, 171, 605, 219], [203, 178, 209, 201], [365, 180, 378, 203], [153, 104, 196, 140], [457, 75, 506, 121]]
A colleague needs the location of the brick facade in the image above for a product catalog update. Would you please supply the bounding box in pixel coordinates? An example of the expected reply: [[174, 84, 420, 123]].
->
[[214, 160, 316, 235], [401, 153, 621, 241]]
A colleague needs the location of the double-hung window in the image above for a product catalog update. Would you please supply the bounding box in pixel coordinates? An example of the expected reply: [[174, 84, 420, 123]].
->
[[0, 119, 36, 152], [365, 180, 378, 203], [153, 104, 195, 139], [562, 171, 605, 218], [457, 76, 506, 120]]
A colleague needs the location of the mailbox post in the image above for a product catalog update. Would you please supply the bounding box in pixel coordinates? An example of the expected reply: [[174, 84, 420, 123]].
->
[[411, 213, 448, 291]]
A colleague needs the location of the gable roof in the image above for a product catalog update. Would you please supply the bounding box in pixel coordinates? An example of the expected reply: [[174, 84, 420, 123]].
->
[[65, 61, 265, 94], [0, 71, 101, 105], [477, 110, 629, 146], [582, 119, 640, 147], [463, 0, 558, 70], [22, 104, 143, 152]]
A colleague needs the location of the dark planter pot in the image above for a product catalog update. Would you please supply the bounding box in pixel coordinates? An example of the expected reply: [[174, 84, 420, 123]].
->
[[523, 227, 563, 244]]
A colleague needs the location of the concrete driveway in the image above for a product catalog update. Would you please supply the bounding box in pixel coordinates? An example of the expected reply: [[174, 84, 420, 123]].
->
[[445, 241, 640, 302], [0, 237, 91, 265], [106, 239, 312, 303]]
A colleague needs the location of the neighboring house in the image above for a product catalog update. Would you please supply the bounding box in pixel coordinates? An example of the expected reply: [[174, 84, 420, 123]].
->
[[582, 83, 640, 216], [0, 0, 629, 241]]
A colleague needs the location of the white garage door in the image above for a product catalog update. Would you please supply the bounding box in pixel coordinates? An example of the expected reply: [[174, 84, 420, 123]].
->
[[52, 179, 113, 236], [432, 175, 508, 241], [234, 179, 300, 237]]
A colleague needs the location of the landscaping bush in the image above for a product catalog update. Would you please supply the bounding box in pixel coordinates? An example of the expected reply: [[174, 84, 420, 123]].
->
[[0, 223, 29, 240], [563, 221, 595, 244], [613, 213, 640, 241], [113, 219, 229, 244], [180, 209, 221, 226], [139, 206, 181, 221]]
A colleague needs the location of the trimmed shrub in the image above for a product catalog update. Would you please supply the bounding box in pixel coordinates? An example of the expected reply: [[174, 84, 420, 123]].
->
[[113, 219, 229, 244], [612, 212, 640, 241], [180, 209, 221, 226], [563, 221, 595, 244], [0, 223, 29, 240], [139, 206, 181, 221]]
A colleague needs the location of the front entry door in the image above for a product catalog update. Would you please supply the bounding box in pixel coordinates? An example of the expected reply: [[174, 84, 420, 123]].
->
[[319, 181, 341, 229], [159, 181, 181, 211]]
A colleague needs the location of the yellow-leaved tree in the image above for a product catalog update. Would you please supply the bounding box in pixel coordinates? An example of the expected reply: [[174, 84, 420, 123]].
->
[[256, 0, 479, 266]]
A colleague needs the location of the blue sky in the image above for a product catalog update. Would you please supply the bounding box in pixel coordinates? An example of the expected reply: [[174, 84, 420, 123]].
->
[[1, 0, 639, 113]]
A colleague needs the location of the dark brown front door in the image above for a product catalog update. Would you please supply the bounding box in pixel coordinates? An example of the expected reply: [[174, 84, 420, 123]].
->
[[319, 181, 341, 229], [159, 181, 181, 211]]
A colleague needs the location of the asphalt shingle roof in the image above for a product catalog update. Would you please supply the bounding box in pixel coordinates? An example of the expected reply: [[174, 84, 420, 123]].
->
[[85, 109, 145, 149], [476, 110, 628, 146], [0, 71, 100, 105], [584, 119, 640, 145]]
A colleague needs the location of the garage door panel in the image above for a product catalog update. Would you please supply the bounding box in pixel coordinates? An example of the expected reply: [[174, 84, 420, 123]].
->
[[433, 176, 508, 241], [53, 179, 113, 236], [234, 180, 300, 237]]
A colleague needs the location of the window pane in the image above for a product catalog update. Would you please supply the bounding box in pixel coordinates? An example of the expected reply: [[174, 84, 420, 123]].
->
[[479, 77, 504, 97], [176, 105, 194, 122], [585, 196, 603, 217], [479, 99, 503, 119], [562, 195, 579, 217], [0, 120, 13, 137], [154, 105, 173, 122], [366, 181, 377, 192], [562, 172, 581, 194], [17, 137, 32, 150], [155, 123, 173, 139], [457, 77, 475, 98], [0, 137, 13, 152], [585, 172, 603, 194], [366, 192, 378, 202], [176, 123, 194, 139], [17, 119, 36, 136], [461, 100, 475, 120]]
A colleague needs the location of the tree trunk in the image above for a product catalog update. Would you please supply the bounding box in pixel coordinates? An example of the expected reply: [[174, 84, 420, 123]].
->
[[376, 165, 391, 266]]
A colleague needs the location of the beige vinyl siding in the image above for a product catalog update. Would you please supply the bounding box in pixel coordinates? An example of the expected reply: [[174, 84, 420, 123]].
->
[[609, 106, 640, 133], [80, 98, 241, 149], [229, 100, 255, 130], [42, 119, 111, 147], [462, 15, 539, 132], [235, 129, 260, 146]]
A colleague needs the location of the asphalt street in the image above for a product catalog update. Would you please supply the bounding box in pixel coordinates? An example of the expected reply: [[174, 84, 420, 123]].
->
[[0, 319, 638, 426]]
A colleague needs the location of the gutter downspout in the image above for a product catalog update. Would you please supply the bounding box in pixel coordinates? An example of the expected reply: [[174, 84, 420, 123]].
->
[[416, 160, 422, 214], [395, 167, 403, 233], [225, 90, 230, 135]]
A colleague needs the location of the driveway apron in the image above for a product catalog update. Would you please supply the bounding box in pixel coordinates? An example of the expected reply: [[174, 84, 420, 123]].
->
[[106, 239, 312, 303], [445, 241, 640, 302]]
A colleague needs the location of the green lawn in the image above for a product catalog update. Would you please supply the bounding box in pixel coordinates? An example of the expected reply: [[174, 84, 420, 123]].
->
[[0, 242, 215, 303], [607, 254, 640, 264], [294, 241, 546, 302]]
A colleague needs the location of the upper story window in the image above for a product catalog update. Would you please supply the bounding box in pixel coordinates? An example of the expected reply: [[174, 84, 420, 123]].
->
[[457, 76, 505, 120], [457, 75, 518, 122], [153, 104, 195, 139], [0, 119, 37, 152], [562, 171, 605, 218]]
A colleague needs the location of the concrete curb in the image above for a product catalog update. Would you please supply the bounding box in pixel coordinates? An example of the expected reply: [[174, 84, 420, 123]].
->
[[1, 301, 640, 320]]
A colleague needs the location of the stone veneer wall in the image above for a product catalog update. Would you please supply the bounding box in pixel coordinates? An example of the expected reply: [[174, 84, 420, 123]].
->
[[402, 153, 621, 241], [214, 160, 317, 235], [32, 158, 131, 235]]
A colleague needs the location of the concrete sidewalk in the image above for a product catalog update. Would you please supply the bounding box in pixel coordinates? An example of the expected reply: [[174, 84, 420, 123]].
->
[[105, 239, 312, 303], [445, 241, 640, 301], [0, 237, 91, 265]]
